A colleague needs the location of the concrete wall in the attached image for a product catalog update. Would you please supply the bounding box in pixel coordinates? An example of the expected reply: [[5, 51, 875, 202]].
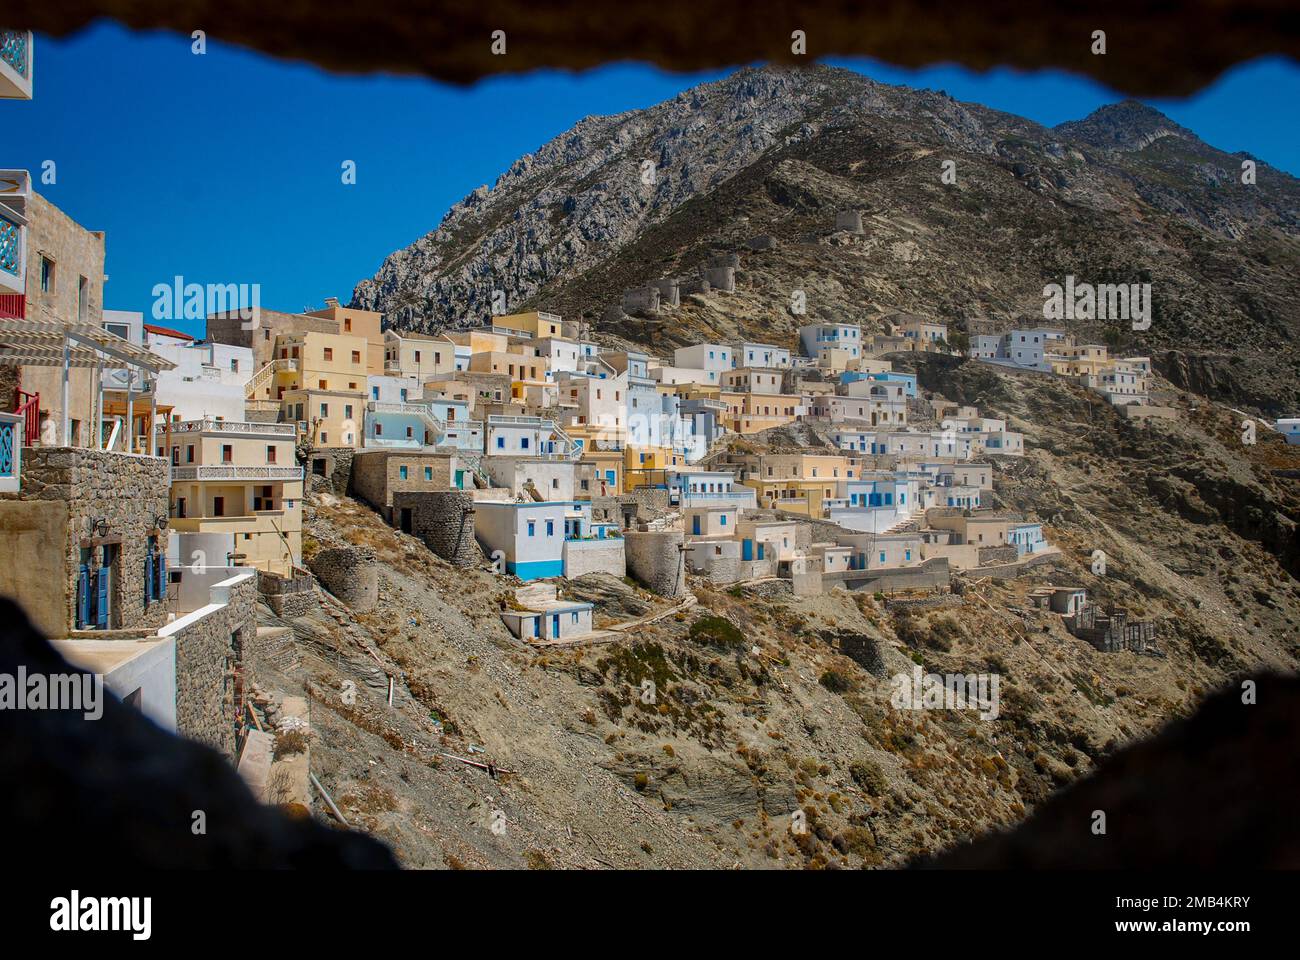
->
[[562, 537, 626, 579], [0, 498, 69, 638]]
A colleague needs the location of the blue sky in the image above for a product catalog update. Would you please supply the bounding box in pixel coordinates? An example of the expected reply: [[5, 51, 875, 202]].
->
[[5, 23, 1297, 333]]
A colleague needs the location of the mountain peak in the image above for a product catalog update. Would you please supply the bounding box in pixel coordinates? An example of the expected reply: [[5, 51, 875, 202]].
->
[[1055, 99, 1196, 151]]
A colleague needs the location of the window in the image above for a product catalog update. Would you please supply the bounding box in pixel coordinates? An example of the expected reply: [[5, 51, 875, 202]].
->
[[497, 437, 505, 449], [351, 351, 361, 364], [222, 444, 232, 463], [266, 445, 276, 463], [320, 432, 328, 443], [344, 404, 353, 420], [318, 380, 327, 390], [40, 256, 55, 293], [323, 347, 333, 361], [230, 358, 239, 373], [527, 520, 536, 537], [399, 466, 408, 480], [344, 318, 351, 331], [521, 437, 529, 449], [424, 467, 432, 481], [186, 445, 195, 463], [320, 403, 329, 417], [375, 423, 383, 436], [545, 520, 554, 536], [414, 350, 421, 363]]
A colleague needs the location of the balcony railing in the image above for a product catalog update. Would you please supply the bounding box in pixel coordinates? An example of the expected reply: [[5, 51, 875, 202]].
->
[[158, 418, 297, 437], [0, 214, 21, 280], [1, 31, 28, 78], [171, 465, 303, 481], [0, 292, 23, 319]]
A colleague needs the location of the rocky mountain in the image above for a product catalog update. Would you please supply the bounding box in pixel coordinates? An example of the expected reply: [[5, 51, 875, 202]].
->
[[351, 65, 1300, 413]]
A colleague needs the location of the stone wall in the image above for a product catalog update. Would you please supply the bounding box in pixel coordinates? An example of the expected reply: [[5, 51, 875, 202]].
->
[[625, 529, 687, 598], [392, 491, 482, 567], [307, 546, 378, 611], [305, 446, 354, 495], [835, 210, 864, 233], [351, 449, 455, 520], [652, 278, 680, 307], [9, 448, 171, 634], [829, 556, 951, 593], [562, 537, 626, 579], [978, 544, 1019, 565], [701, 265, 735, 292], [166, 571, 258, 758], [258, 568, 318, 618]]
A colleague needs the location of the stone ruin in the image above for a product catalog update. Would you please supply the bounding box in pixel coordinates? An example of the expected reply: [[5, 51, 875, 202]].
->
[[835, 210, 864, 233]]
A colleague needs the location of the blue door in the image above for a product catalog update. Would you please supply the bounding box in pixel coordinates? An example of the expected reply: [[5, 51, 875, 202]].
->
[[95, 568, 109, 628], [533, 617, 540, 638], [77, 563, 91, 629], [552, 614, 561, 638], [742, 539, 753, 561], [692, 516, 701, 535]]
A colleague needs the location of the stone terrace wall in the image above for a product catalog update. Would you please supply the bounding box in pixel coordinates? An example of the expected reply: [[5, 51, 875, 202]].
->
[[258, 569, 318, 619], [165, 571, 258, 758], [14, 448, 171, 633]]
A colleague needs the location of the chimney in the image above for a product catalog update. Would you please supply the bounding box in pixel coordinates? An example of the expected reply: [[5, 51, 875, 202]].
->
[[324, 297, 339, 309]]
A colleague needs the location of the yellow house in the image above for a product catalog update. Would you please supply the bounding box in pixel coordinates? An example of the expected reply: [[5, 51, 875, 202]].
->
[[445, 328, 512, 356], [305, 298, 385, 375], [491, 310, 564, 340], [158, 418, 303, 575], [624, 445, 689, 489], [579, 448, 624, 497], [732, 453, 854, 514], [721, 391, 803, 434], [383, 330, 458, 379], [281, 388, 363, 449]]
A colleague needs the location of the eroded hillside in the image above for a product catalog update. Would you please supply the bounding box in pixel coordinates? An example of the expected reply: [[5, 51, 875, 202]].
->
[[265, 359, 1298, 868]]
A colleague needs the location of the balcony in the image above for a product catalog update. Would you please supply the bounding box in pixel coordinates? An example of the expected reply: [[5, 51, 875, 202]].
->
[[171, 464, 303, 482], [0, 31, 32, 100], [159, 417, 296, 438]]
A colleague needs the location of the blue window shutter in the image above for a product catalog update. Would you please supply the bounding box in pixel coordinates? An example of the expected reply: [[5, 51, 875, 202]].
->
[[77, 564, 90, 629], [95, 568, 109, 628], [144, 553, 153, 605], [157, 552, 167, 599]]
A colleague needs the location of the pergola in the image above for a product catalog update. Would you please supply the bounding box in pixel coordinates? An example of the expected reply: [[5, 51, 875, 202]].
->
[[0, 318, 175, 449]]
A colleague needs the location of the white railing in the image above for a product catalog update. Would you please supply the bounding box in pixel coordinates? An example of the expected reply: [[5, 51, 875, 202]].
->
[[171, 465, 303, 481], [244, 357, 296, 397], [158, 418, 296, 437]]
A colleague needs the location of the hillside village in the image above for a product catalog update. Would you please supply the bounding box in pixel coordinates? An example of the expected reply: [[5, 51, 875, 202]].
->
[[3, 148, 1299, 866]]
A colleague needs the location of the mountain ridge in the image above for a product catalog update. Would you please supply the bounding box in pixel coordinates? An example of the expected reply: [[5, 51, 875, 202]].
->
[[351, 64, 1300, 412]]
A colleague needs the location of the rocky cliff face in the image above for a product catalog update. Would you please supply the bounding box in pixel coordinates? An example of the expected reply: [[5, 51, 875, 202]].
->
[[351, 65, 1300, 412]]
